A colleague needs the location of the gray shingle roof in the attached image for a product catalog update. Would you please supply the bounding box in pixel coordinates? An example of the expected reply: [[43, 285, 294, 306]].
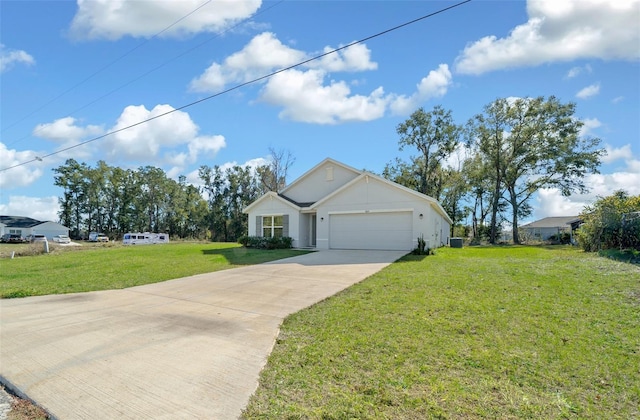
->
[[0, 215, 46, 228]]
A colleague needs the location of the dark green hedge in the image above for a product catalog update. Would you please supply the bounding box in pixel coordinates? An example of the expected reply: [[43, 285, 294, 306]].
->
[[238, 236, 293, 249]]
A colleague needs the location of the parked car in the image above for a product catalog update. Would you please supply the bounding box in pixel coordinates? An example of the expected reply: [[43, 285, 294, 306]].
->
[[26, 234, 47, 243], [88, 232, 109, 242], [0, 233, 25, 243], [33, 235, 47, 243], [52, 234, 71, 244]]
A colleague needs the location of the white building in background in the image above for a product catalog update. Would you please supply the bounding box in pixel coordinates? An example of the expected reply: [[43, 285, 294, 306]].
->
[[0, 215, 69, 240]]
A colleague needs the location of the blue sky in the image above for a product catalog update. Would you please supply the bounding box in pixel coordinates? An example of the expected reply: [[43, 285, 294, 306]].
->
[[1, 0, 638, 224]]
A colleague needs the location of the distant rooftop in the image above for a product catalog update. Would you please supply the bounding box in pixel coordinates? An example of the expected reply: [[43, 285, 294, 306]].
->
[[0, 215, 46, 228], [521, 216, 580, 229]]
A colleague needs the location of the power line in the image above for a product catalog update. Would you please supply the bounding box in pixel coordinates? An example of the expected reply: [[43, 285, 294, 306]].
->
[[2, 1, 214, 138], [4, 0, 284, 149], [0, 0, 472, 173]]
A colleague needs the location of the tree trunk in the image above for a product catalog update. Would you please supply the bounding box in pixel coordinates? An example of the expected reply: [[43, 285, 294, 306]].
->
[[489, 173, 501, 244], [509, 188, 521, 244]]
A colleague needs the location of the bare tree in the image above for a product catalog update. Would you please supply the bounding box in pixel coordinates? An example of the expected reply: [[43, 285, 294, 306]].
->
[[258, 147, 296, 193]]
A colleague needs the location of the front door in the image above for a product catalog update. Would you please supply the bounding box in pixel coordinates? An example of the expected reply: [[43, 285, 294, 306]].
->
[[311, 214, 317, 247]]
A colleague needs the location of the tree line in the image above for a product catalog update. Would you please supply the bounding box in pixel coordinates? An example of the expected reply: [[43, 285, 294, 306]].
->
[[383, 96, 605, 244], [53, 149, 293, 241]]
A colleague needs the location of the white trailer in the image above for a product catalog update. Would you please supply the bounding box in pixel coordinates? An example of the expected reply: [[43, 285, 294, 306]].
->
[[123, 232, 169, 245]]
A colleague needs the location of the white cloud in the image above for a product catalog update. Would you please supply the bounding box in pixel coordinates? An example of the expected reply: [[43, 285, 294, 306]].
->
[[0, 44, 35, 73], [192, 33, 449, 123], [33, 117, 104, 146], [190, 32, 306, 93], [260, 68, 388, 124], [312, 43, 378, 72], [455, 0, 640, 74], [576, 83, 600, 99], [184, 168, 203, 189], [579, 117, 601, 137], [0, 143, 45, 189], [565, 64, 592, 79], [535, 157, 640, 218], [70, 0, 262, 40], [0, 196, 59, 222], [107, 104, 225, 162], [190, 32, 378, 93], [612, 96, 624, 104], [389, 64, 452, 115], [536, 189, 585, 217], [187, 135, 227, 162], [602, 143, 634, 164]]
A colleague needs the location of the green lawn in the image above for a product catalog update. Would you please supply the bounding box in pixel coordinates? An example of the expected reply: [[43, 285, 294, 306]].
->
[[242, 246, 640, 419], [0, 242, 308, 298]]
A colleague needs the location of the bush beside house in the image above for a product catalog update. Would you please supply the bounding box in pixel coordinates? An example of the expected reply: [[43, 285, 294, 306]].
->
[[238, 236, 293, 249]]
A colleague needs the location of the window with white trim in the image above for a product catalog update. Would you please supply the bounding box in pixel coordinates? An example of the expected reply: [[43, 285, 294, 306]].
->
[[263, 215, 284, 238]]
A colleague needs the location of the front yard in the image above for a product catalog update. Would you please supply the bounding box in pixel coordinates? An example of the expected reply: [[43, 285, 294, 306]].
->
[[0, 242, 308, 298], [243, 246, 640, 419]]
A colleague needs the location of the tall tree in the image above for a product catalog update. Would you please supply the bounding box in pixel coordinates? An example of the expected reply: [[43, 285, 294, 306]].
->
[[501, 97, 603, 243], [384, 105, 461, 201], [468, 97, 604, 244], [199, 165, 227, 241], [225, 165, 261, 241], [462, 153, 496, 240], [440, 167, 469, 237], [53, 159, 89, 238], [467, 99, 511, 244]]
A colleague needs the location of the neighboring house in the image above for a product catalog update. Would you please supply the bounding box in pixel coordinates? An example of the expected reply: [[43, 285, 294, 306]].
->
[[520, 216, 580, 241], [0, 215, 69, 240], [243, 158, 452, 251]]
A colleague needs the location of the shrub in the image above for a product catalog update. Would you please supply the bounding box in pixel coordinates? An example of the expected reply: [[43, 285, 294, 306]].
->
[[576, 191, 640, 251], [412, 234, 433, 255], [237, 236, 293, 249], [547, 232, 571, 245]]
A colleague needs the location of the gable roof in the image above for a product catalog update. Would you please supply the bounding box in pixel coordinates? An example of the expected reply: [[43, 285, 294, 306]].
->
[[521, 216, 579, 229], [311, 171, 453, 224], [279, 157, 361, 196], [242, 191, 301, 214], [0, 215, 46, 228]]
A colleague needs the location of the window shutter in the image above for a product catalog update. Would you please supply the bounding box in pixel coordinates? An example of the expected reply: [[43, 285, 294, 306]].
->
[[283, 214, 289, 237], [256, 216, 262, 236]]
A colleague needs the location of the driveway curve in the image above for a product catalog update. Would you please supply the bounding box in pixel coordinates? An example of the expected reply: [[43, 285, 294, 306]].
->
[[0, 250, 406, 419]]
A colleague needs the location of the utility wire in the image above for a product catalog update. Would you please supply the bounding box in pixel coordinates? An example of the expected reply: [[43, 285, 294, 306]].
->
[[4, 0, 284, 149], [2, 0, 215, 138], [1, 0, 471, 173]]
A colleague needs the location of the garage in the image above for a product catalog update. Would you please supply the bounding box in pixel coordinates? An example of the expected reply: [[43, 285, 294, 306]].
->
[[329, 211, 413, 251]]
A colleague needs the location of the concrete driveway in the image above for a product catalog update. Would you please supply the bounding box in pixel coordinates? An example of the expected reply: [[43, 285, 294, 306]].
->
[[0, 249, 406, 419]]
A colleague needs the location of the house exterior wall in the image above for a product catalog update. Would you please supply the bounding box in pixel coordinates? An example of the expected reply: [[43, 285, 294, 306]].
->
[[246, 197, 301, 247], [282, 163, 359, 204], [522, 226, 569, 241], [30, 222, 69, 240], [314, 176, 449, 250]]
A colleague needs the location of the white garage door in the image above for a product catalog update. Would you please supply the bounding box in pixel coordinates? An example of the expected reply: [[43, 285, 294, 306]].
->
[[329, 211, 413, 251]]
